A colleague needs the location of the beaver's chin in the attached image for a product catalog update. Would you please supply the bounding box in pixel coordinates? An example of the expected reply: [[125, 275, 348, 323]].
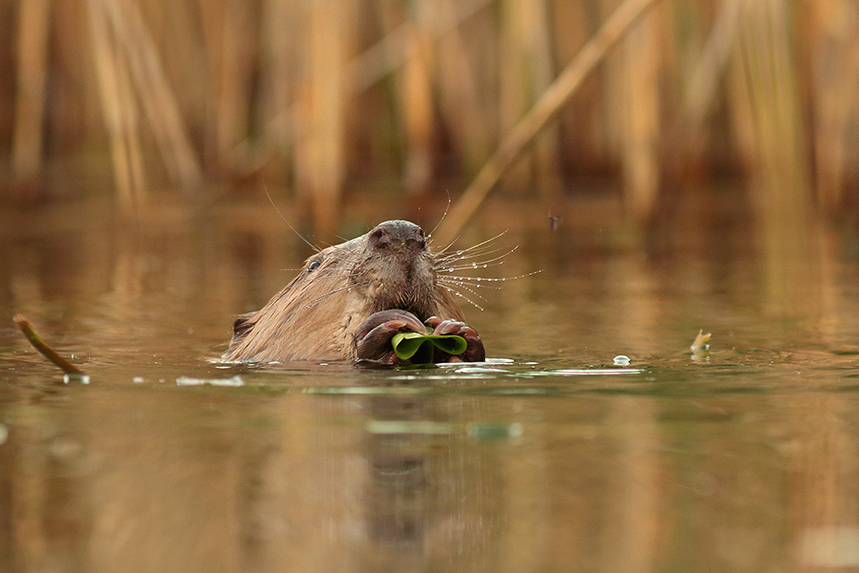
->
[[364, 280, 435, 322], [371, 299, 434, 322]]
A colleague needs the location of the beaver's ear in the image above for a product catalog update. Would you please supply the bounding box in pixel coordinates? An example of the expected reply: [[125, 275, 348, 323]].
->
[[231, 312, 257, 343]]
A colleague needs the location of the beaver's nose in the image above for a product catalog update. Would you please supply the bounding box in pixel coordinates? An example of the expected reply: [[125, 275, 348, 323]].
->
[[368, 220, 427, 251]]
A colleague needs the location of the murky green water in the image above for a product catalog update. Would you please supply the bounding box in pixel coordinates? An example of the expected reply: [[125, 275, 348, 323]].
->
[[2, 192, 859, 571]]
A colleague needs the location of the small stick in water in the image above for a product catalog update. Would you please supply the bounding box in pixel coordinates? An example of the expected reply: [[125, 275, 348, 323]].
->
[[13, 314, 85, 376]]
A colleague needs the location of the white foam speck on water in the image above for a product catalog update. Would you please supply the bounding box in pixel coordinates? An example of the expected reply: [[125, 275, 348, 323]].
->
[[63, 374, 90, 385], [452, 367, 511, 374], [175, 375, 245, 387], [529, 368, 643, 376]]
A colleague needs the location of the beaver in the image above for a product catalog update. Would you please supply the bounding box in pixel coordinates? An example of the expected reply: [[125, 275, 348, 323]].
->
[[223, 220, 485, 364]]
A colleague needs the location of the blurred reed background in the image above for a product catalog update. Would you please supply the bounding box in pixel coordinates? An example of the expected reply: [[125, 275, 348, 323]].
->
[[2, 0, 859, 238]]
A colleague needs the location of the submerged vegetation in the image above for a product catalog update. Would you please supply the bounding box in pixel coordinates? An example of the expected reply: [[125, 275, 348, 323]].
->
[[3, 0, 859, 235]]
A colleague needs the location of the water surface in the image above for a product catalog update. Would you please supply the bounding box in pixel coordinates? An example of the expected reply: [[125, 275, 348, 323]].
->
[[2, 192, 859, 572]]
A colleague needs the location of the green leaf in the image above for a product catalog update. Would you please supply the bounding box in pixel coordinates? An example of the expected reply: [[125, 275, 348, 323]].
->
[[391, 331, 468, 363], [429, 334, 468, 356], [391, 332, 432, 362]]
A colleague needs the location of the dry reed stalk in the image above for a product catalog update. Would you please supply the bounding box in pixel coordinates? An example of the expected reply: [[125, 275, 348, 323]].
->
[[118, 49, 149, 211], [548, 1, 598, 170], [87, 0, 146, 211], [134, 4, 201, 119], [215, 0, 255, 160], [399, 5, 436, 194], [500, 0, 537, 192], [101, 0, 202, 193], [739, 0, 808, 198], [740, 0, 814, 316], [198, 0, 225, 164], [11, 0, 51, 192], [238, 0, 494, 170], [526, 0, 562, 198], [621, 2, 662, 222], [432, 0, 494, 177], [347, 0, 494, 92], [807, 0, 859, 213], [681, 0, 743, 167], [300, 0, 349, 240], [435, 0, 664, 245], [254, 0, 295, 176], [499, 0, 561, 196], [725, 31, 756, 172], [601, 0, 625, 159]]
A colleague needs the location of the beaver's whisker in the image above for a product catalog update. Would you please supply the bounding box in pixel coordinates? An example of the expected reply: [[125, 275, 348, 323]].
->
[[440, 279, 489, 301], [439, 284, 485, 312], [439, 278, 503, 291], [431, 230, 508, 259], [426, 194, 451, 240], [435, 248, 511, 267], [440, 274, 510, 283], [447, 243, 518, 260], [443, 269, 542, 282], [431, 238, 483, 259], [435, 235, 509, 255], [434, 245, 515, 270], [264, 183, 322, 254], [428, 234, 461, 259], [437, 254, 516, 272]]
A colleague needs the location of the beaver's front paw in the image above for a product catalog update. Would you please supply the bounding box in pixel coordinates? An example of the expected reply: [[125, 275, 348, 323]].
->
[[355, 309, 426, 364], [424, 316, 485, 363]]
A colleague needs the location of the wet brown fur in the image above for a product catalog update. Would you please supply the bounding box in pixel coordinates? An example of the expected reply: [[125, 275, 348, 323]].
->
[[224, 221, 466, 362]]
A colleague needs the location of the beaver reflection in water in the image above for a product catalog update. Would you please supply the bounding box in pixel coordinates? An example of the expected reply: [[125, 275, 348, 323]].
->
[[223, 220, 485, 364]]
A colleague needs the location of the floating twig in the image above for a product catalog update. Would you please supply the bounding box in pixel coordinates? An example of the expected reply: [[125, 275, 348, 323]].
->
[[13, 314, 85, 376]]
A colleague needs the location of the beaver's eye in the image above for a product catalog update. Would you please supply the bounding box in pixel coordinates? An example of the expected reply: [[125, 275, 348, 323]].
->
[[308, 258, 322, 272]]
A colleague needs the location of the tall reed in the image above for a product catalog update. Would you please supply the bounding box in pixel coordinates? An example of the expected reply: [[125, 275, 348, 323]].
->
[[3, 0, 859, 231], [12, 0, 50, 193]]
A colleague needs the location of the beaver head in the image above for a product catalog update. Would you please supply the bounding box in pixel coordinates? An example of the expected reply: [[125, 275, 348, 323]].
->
[[223, 220, 467, 362]]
